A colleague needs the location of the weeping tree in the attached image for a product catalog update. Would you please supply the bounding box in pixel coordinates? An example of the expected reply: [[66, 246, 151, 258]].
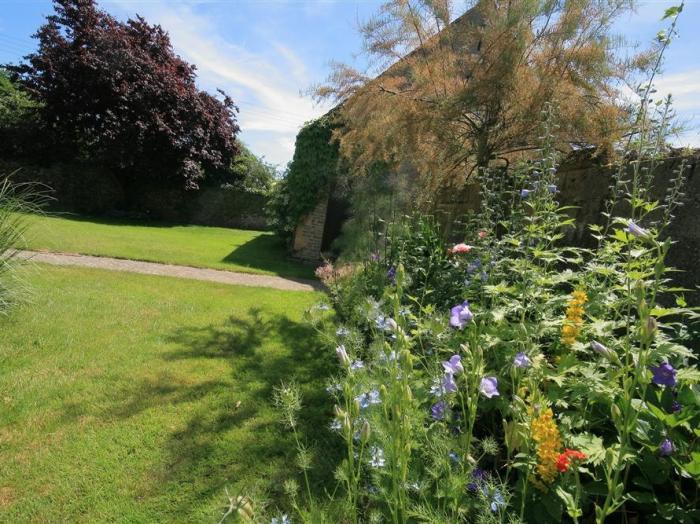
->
[[316, 0, 649, 199]]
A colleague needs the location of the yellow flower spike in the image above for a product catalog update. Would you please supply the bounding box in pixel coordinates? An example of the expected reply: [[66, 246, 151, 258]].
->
[[530, 408, 562, 484], [561, 289, 587, 346]]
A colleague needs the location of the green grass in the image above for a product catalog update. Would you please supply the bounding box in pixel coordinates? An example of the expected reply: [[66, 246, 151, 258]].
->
[[0, 265, 336, 522], [20, 213, 314, 279]]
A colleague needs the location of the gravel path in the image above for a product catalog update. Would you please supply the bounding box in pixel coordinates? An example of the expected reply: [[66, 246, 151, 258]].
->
[[17, 250, 322, 292]]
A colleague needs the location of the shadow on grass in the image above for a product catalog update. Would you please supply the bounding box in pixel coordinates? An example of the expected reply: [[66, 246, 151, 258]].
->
[[103, 308, 340, 518], [221, 236, 315, 279]]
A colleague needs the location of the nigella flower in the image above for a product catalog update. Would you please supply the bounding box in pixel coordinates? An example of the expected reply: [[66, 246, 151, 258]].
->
[[490, 490, 506, 513], [626, 220, 649, 238], [547, 184, 558, 194], [369, 446, 385, 468], [479, 376, 499, 398], [466, 259, 482, 274], [430, 378, 446, 397], [315, 303, 330, 311], [442, 355, 464, 375], [467, 468, 487, 492], [431, 400, 447, 420], [271, 515, 291, 524], [449, 451, 460, 464], [520, 189, 530, 198], [442, 372, 458, 394], [650, 362, 677, 387], [325, 383, 342, 394], [659, 438, 675, 457], [379, 350, 397, 363], [335, 345, 350, 367], [329, 419, 342, 431], [355, 389, 381, 409], [350, 359, 365, 371], [513, 352, 531, 368], [450, 300, 474, 329], [387, 266, 396, 282], [336, 326, 350, 337]]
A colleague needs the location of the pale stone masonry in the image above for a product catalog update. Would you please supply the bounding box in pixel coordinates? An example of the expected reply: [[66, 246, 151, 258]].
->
[[292, 194, 329, 262]]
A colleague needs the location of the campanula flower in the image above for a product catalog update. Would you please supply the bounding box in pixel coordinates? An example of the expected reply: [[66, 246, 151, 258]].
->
[[479, 377, 499, 398], [659, 438, 675, 457], [431, 400, 447, 420], [513, 352, 531, 368], [590, 340, 613, 359], [626, 220, 649, 238], [520, 189, 530, 198], [442, 372, 458, 394], [442, 355, 464, 375], [670, 400, 682, 413], [450, 300, 474, 329], [387, 266, 396, 282], [650, 362, 677, 387]]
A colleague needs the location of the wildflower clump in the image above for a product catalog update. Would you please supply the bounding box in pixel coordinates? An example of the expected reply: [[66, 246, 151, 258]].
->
[[531, 408, 562, 484], [561, 290, 587, 346]]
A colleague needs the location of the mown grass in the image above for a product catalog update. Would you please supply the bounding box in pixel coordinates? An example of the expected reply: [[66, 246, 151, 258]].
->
[[0, 264, 337, 522], [19, 212, 314, 279]]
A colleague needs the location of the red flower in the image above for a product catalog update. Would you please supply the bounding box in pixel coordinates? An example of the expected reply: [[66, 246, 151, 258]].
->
[[556, 449, 587, 473]]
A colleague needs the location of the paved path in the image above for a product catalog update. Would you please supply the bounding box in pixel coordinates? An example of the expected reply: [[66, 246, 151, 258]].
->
[[17, 250, 322, 292]]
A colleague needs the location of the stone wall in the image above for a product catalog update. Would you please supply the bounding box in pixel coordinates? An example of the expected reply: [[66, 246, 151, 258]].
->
[[292, 194, 329, 262], [0, 158, 270, 230]]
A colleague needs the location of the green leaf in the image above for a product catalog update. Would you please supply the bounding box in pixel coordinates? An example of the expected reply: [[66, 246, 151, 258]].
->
[[662, 5, 682, 20]]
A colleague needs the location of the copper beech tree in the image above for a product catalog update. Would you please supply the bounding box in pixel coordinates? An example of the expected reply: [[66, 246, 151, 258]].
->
[[7, 0, 239, 190], [316, 0, 648, 196]]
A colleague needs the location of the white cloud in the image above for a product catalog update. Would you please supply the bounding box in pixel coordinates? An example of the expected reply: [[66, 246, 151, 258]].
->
[[655, 69, 700, 111], [110, 0, 331, 166]]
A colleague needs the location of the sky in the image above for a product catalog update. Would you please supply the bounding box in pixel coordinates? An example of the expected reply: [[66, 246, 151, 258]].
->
[[0, 0, 698, 169]]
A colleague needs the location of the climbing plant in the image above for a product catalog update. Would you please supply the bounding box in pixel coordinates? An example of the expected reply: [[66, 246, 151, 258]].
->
[[268, 114, 345, 242]]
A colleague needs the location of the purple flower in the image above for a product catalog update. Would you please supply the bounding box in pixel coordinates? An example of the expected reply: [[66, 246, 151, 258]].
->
[[659, 438, 675, 457], [431, 400, 447, 420], [670, 400, 682, 413], [466, 259, 482, 274], [520, 189, 530, 198], [467, 468, 487, 492], [370, 252, 380, 261], [479, 376, 499, 398], [442, 355, 464, 375], [650, 362, 677, 387], [590, 340, 613, 359], [450, 301, 474, 329], [626, 221, 649, 238], [442, 372, 458, 394], [387, 266, 396, 282], [513, 352, 531, 368]]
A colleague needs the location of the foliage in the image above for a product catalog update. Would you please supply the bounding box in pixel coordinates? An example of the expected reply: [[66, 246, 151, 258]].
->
[[260, 8, 700, 521], [316, 0, 646, 199], [5, 0, 239, 190], [223, 142, 276, 195], [0, 70, 41, 157], [0, 177, 49, 312], [267, 115, 344, 242]]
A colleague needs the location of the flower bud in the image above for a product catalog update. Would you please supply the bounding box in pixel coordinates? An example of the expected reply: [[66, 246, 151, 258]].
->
[[335, 345, 351, 367], [360, 420, 371, 442]]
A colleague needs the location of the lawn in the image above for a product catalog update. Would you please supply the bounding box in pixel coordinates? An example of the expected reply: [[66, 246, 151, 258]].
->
[[0, 264, 336, 522], [19, 212, 315, 279]]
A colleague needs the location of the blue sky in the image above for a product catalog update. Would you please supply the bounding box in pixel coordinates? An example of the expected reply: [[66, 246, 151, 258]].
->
[[1, 0, 698, 168]]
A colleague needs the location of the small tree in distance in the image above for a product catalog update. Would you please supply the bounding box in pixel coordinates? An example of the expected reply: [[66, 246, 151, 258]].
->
[[6, 0, 240, 190]]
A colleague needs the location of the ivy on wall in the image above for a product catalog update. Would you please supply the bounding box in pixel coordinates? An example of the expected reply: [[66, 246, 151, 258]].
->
[[268, 113, 345, 242]]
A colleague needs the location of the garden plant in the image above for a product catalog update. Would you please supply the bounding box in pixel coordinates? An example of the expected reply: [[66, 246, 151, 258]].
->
[[255, 6, 700, 522]]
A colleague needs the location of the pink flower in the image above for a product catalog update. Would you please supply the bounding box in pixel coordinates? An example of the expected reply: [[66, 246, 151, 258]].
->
[[478, 231, 487, 239], [449, 243, 472, 254]]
